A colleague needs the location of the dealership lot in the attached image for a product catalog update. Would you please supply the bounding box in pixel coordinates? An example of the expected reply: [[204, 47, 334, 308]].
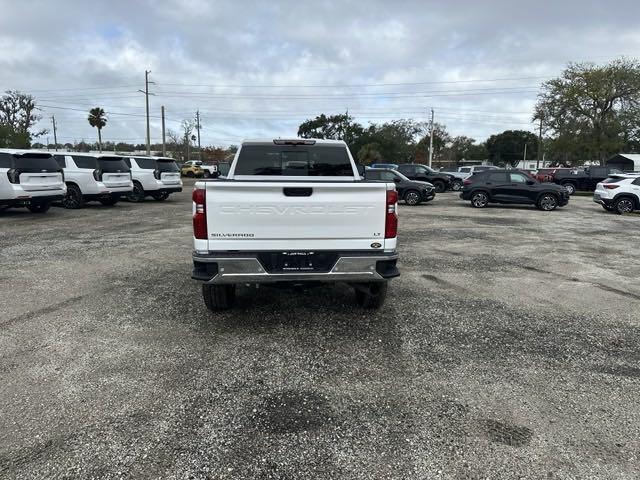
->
[[1, 183, 639, 479]]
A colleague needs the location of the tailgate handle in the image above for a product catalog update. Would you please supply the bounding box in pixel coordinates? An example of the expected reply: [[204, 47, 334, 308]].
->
[[283, 187, 313, 197]]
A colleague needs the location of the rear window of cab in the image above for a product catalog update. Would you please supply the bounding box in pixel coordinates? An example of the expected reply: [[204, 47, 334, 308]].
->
[[234, 145, 353, 176]]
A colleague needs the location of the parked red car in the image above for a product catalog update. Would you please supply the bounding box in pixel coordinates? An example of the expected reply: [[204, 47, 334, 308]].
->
[[535, 168, 572, 183]]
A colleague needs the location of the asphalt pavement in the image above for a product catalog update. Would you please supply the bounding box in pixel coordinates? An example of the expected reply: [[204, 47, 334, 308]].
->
[[1, 182, 639, 479]]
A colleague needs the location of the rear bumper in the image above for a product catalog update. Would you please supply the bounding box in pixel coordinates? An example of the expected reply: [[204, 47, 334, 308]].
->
[[1, 193, 65, 206], [192, 251, 400, 284], [593, 193, 613, 206], [155, 186, 182, 194]]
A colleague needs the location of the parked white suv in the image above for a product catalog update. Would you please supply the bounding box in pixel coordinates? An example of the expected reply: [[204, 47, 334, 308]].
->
[[122, 156, 183, 202], [593, 174, 640, 214], [0, 149, 66, 213], [53, 153, 133, 208]]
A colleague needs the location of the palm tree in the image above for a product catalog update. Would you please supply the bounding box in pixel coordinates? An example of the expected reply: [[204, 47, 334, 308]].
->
[[88, 107, 107, 152]]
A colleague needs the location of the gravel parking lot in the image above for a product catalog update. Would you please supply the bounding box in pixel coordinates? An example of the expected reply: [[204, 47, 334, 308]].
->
[[1, 181, 639, 479]]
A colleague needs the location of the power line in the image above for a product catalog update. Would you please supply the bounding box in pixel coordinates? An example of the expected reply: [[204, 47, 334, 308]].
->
[[156, 76, 550, 89]]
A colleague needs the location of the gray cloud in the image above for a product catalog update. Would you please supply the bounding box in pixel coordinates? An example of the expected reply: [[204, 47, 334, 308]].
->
[[1, 0, 638, 147]]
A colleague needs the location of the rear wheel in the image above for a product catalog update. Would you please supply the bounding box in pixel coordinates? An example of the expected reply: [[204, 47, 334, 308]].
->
[[451, 179, 463, 191], [202, 284, 236, 311], [354, 282, 388, 309], [471, 191, 489, 208], [99, 196, 119, 206], [614, 197, 635, 215], [186, 171, 195, 178], [433, 180, 446, 193], [27, 202, 51, 213], [151, 191, 169, 201], [404, 190, 421, 206], [537, 193, 558, 211], [203, 170, 211, 178], [62, 184, 84, 209], [127, 181, 145, 202], [562, 182, 576, 195]]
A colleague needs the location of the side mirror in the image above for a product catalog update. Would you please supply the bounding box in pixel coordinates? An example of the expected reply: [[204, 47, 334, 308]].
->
[[356, 164, 365, 176]]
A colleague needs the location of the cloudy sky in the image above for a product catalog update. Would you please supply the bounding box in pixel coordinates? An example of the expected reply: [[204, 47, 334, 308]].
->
[[1, 0, 639, 147]]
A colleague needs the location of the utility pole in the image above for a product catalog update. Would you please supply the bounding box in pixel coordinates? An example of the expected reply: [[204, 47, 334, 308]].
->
[[138, 70, 155, 156], [195, 110, 201, 160], [161, 106, 166, 156], [428, 108, 434, 167], [537, 117, 543, 169], [51, 115, 58, 151], [523, 143, 527, 168], [186, 131, 191, 161]]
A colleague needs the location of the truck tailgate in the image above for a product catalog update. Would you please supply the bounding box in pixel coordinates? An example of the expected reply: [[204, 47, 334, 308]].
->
[[205, 181, 389, 251]]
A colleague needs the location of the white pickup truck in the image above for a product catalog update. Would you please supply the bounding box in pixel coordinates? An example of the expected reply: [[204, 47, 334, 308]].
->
[[191, 139, 400, 311]]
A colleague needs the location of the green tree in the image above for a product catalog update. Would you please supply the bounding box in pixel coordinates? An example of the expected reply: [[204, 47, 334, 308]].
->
[[486, 130, 538, 167], [88, 107, 107, 152], [415, 123, 451, 163], [535, 58, 640, 163], [357, 142, 383, 165], [297, 112, 365, 155], [0, 90, 45, 148]]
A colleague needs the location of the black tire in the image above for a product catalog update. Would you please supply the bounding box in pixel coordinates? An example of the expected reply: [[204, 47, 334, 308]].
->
[[62, 184, 84, 209], [562, 182, 576, 195], [151, 191, 170, 201], [403, 189, 421, 206], [470, 191, 489, 208], [202, 284, 236, 311], [27, 202, 51, 213], [354, 282, 388, 309], [451, 179, 463, 191], [537, 193, 558, 211], [99, 196, 119, 206], [614, 197, 635, 215], [433, 180, 446, 193], [127, 181, 145, 202], [203, 170, 211, 178], [186, 171, 195, 178]]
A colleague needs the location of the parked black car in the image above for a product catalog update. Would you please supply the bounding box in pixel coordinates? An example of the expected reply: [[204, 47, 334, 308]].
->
[[553, 166, 624, 195], [396, 164, 455, 193], [460, 169, 569, 211], [366, 168, 435, 205]]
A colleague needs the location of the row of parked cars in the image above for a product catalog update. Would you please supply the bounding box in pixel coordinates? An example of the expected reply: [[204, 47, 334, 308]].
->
[[0, 149, 183, 214], [366, 161, 640, 213]]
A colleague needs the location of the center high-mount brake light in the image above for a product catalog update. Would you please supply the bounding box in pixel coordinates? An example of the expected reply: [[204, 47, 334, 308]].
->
[[385, 190, 398, 239], [273, 139, 316, 146], [193, 188, 208, 239]]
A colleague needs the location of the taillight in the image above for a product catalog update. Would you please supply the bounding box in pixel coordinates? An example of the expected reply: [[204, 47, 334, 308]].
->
[[193, 188, 207, 239], [385, 190, 398, 239], [153, 169, 161, 180], [93, 169, 101, 181], [463, 179, 472, 186], [7, 169, 20, 184], [603, 184, 619, 189]]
